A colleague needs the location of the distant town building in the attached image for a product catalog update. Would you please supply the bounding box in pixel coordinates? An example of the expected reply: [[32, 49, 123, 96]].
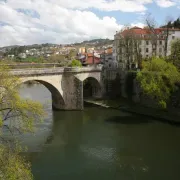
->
[[18, 53, 26, 59], [87, 48, 95, 53], [78, 53, 101, 66], [79, 47, 86, 54], [8, 54, 15, 59], [100, 47, 118, 68]]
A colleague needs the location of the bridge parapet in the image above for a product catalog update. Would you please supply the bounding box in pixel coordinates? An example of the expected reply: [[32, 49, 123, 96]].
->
[[10, 67, 102, 76]]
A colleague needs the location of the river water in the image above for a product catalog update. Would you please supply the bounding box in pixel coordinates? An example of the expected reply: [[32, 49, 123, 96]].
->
[[18, 84, 180, 180]]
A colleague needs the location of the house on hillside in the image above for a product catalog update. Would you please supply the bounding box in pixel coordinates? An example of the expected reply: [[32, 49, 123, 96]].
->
[[8, 54, 15, 59], [78, 53, 101, 66], [18, 53, 26, 59]]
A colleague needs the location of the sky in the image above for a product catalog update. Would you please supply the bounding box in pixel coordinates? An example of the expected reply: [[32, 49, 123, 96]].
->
[[0, 0, 180, 47]]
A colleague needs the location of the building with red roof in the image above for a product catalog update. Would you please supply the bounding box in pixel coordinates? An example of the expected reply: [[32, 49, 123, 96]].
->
[[78, 52, 101, 66], [114, 26, 180, 70]]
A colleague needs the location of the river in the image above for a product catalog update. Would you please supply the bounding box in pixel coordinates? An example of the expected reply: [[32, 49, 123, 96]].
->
[[18, 84, 180, 180]]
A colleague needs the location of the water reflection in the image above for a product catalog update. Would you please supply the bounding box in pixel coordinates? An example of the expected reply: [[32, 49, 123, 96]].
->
[[17, 84, 180, 180], [105, 115, 152, 124]]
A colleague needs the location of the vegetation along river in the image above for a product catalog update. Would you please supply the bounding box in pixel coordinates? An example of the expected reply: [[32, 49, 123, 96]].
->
[[15, 84, 180, 179]]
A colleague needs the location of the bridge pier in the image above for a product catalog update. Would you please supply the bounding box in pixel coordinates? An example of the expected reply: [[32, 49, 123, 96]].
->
[[61, 75, 84, 110]]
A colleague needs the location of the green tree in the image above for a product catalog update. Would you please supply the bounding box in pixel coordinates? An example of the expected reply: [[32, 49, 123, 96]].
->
[[169, 39, 180, 70], [69, 59, 82, 67], [0, 144, 33, 180], [0, 64, 45, 179], [136, 57, 180, 108]]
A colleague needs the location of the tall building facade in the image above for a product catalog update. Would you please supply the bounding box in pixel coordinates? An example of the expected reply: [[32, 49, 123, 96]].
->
[[114, 27, 180, 70]]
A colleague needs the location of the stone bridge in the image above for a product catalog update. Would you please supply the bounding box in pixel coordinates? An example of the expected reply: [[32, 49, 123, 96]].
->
[[11, 67, 102, 110]]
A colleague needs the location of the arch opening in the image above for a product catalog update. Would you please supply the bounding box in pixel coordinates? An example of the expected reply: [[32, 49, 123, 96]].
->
[[83, 77, 102, 100], [21, 80, 65, 110]]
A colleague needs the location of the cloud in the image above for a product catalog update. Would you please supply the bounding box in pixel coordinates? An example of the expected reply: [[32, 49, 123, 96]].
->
[[0, 1, 124, 46], [6, 0, 152, 13], [155, 0, 176, 8], [1, 0, 177, 46]]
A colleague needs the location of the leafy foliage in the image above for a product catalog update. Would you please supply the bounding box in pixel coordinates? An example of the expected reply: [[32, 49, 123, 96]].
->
[[169, 39, 180, 70], [0, 144, 33, 180], [69, 59, 82, 67], [0, 64, 45, 179], [161, 18, 180, 29], [0, 65, 45, 133], [136, 57, 180, 108]]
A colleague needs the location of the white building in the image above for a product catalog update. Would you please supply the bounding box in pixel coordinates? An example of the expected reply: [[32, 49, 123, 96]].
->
[[114, 27, 180, 70], [79, 47, 86, 54], [8, 54, 15, 59], [167, 28, 180, 56], [18, 53, 27, 59]]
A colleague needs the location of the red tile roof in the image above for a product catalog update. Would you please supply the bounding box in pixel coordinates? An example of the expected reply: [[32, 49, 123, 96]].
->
[[119, 27, 180, 37]]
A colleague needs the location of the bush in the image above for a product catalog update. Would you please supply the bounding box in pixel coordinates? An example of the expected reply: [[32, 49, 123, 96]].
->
[[69, 59, 82, 67], [137, 57, 180, 108]]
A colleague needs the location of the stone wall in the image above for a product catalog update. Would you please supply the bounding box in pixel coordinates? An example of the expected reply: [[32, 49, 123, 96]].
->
[[102, 68, 180, 111], [102, 68, 127, 98]]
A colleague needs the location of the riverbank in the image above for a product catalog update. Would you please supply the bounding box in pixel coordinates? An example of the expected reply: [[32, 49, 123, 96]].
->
[[84, 98, 180, 124]]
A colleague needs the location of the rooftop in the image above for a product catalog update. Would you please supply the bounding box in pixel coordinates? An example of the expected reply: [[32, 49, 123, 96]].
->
[[116, 27, 180, 37]]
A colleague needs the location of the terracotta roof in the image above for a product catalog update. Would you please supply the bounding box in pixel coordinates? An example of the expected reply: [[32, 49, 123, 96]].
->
[[85, 56, 101, 65], [119, 27, 180, 36]]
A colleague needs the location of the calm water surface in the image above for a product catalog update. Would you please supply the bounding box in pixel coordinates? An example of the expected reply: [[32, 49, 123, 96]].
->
[[18, 84, 180, 180]]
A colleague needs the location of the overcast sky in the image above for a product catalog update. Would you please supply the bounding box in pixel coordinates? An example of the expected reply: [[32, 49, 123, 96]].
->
[[0, 0, 180, 47]]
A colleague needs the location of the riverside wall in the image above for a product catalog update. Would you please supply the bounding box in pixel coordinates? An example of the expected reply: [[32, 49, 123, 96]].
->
[[102, 68, 180, 113]]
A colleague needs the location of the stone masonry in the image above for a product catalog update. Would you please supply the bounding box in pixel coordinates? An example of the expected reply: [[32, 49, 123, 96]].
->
[[11, 67, 102, 110]]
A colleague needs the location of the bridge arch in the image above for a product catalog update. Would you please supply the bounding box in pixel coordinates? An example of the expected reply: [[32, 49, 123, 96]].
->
[[83, 77, 102, 99], [20, 79, 65, 110]]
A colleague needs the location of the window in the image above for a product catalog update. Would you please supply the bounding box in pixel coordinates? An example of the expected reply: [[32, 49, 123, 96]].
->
[[146, 41, 149, 45], [146, 55, 149, 58], [159, 41, 162, 45], [146, 48, 149, 53], [172, 36, 175, 40], [159, 48, 162, 53]]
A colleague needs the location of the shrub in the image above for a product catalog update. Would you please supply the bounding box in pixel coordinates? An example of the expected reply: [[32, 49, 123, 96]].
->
[[69, 59, 82, 67], [136, 57, 180, 108]]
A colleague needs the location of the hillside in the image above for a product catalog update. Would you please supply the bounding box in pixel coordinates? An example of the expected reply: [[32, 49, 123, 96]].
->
[[73, 38, 113, 47], [0, 38, 113, 51]]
